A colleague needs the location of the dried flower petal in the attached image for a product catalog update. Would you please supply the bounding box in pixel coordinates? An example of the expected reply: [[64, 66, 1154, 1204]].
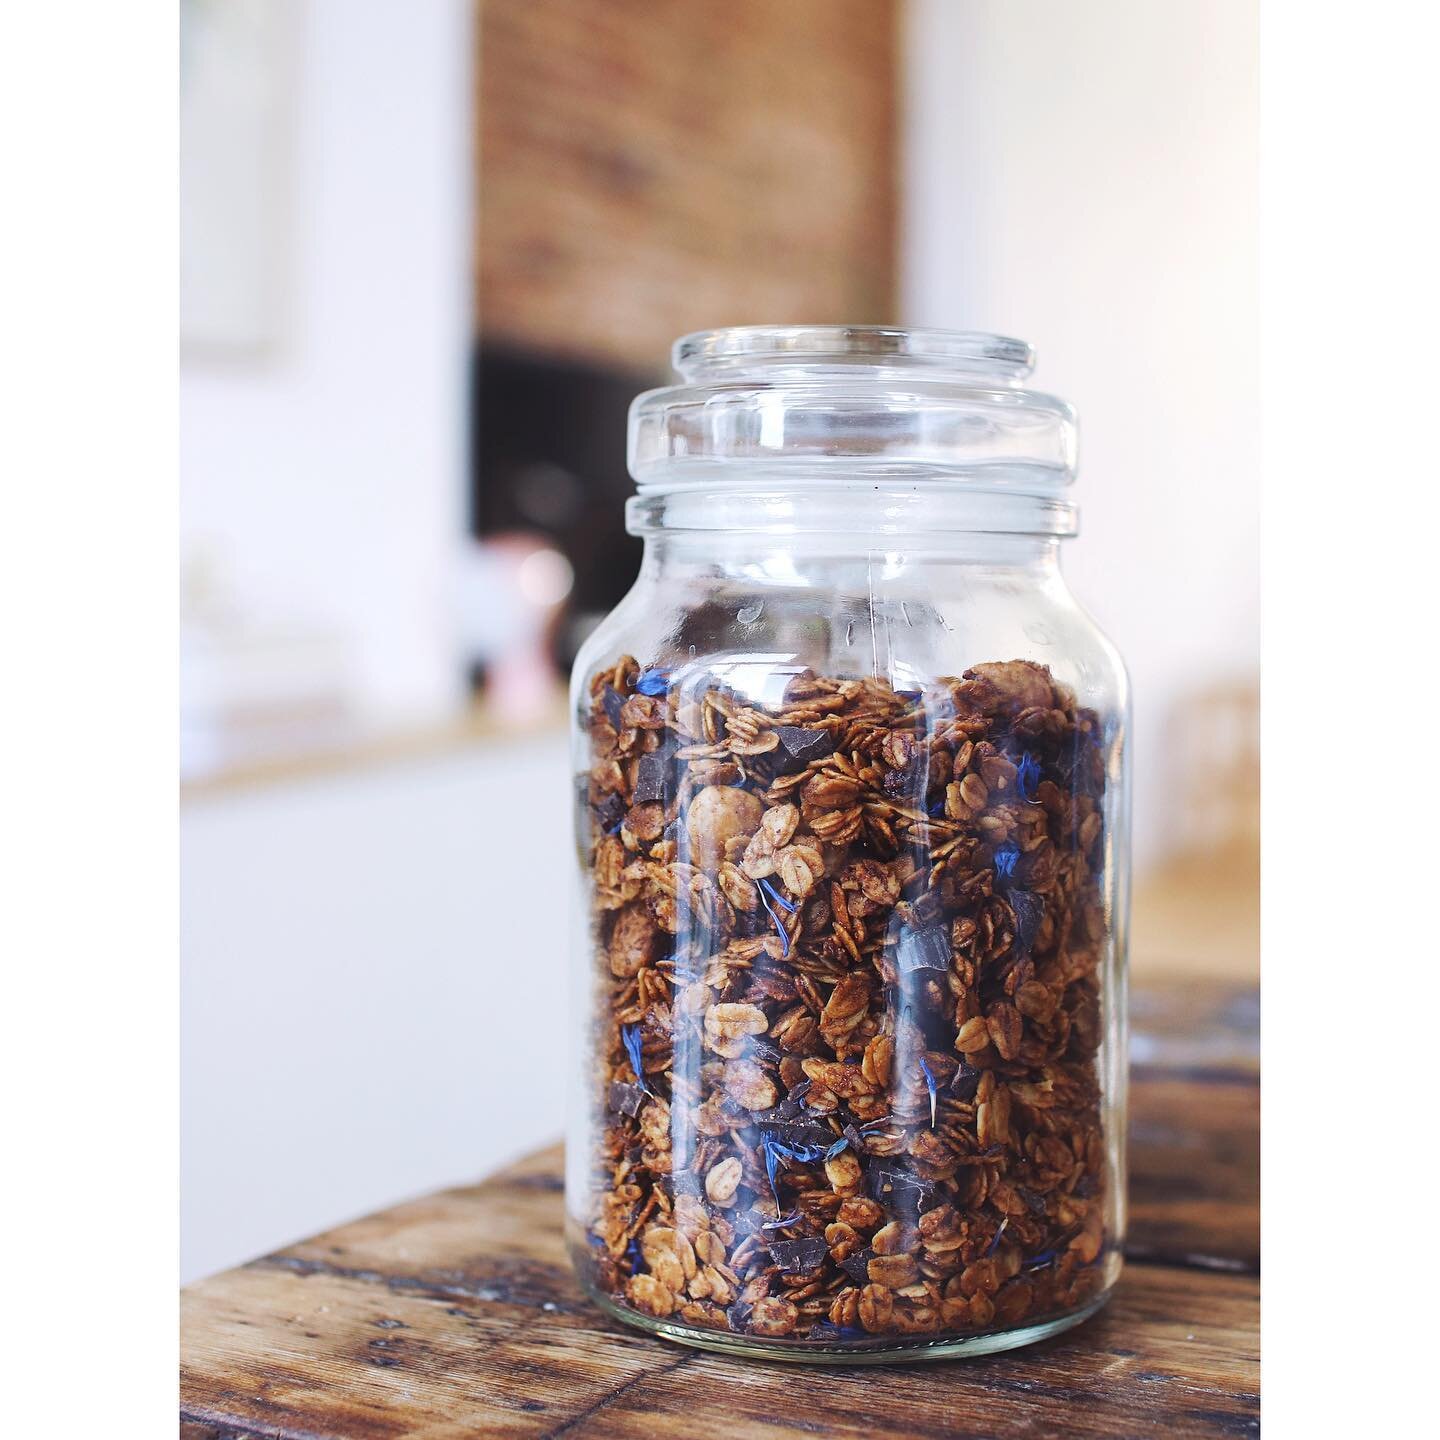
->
[[756, 878, 793, 955], [1015, 751, 1042, 801], [919, 1057, 939, 1129], [621, 1023, 648, 1091]]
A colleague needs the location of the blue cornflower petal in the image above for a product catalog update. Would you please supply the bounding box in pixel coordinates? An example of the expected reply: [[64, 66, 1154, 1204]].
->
[[824, 1137, 849, 1160], [757, 876, 798, 913], [761, 1134, 834, 1210], [634, 668, 670, 696], [1015, 752, 1042, 801], [770, 1139, 825, 1164], [763, 1138, 782, 1207], [919, 1057, 939, 1129], [621, 1023, 648, 1092], [756, 879, 792, 955], [761, 1210, 804, 1230], [993, 843, 1021, 881]]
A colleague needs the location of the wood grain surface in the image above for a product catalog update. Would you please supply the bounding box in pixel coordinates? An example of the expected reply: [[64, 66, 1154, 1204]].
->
[[180, 978, 1259, 1439]]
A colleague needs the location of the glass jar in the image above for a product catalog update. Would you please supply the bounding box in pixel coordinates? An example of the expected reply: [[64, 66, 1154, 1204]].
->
[[566, 326, 1129, 1362]]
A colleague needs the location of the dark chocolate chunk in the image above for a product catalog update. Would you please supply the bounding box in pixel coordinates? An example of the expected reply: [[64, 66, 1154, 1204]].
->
[[1017, 1185, 1047, 1216], [1008, 890, 1045, 955], [768, 1236, 828, 1273], [882, 758, 930, 800], [839, 1250, 875, 1286], [752, 1089, 809, 1128], [767, 1099, 803, 1124], [601, 685, 626, 729], [773, 725, 835, 774], [882, 767, 910, 797], [747, 1038, 784, 1066], [1053, 745, 1077, 786], [816, 1321, 869, 1341], [608, 1081, 646, 1117], [758, 1118, 836, 1152], [949, 1062, 982, 1100], [632, 745, 677, 805], [895, 923, 951, 974], [1056, 740, 1102, 796], [867, 1162, 935, 1211], [732, 907, 765, 939], [594, 792, 626, 832]]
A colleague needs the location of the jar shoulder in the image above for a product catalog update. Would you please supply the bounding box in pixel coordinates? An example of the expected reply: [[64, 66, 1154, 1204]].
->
[[572, 561, 1128, 719]]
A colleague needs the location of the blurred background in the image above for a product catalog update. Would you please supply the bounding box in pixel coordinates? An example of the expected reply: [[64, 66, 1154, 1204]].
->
[[180, 0, 1258, 1282]]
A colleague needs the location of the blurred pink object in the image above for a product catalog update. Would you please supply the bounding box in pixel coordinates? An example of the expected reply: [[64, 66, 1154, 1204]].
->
[[456, 532, 572, 721]]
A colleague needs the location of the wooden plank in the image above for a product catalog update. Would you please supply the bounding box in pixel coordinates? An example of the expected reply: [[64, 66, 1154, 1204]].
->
[[1129, 1075, 1258, 1274], [1130, 977, 1259, 1076], [181, 984, 1260, 1438], [1125, 978, 1259, 1274], [181, 1261, 1255, 1440]]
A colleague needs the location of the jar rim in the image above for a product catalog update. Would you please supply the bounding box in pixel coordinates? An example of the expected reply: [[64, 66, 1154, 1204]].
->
[[673, 325, 1036, 379]]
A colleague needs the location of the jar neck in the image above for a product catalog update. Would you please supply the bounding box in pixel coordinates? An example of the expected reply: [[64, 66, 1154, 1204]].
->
[[633, 503, 1067, 580], [626, 480, 1078, 547], [637, 534, 1065, 586]]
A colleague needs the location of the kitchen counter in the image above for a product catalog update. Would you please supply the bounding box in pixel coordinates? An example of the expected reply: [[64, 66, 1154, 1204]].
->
[[180, 976, 1259, 1438]]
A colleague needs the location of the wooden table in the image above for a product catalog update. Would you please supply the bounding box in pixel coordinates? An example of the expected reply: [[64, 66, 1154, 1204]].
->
[[181, 979, 1259, 1439]]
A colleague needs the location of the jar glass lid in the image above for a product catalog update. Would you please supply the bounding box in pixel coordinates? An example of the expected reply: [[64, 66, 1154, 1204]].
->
[[630, 325, 1078, 493]]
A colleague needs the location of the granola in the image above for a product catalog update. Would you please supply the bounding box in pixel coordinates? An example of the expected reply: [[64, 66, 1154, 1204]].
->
[[576, 656, 1114, 1346]]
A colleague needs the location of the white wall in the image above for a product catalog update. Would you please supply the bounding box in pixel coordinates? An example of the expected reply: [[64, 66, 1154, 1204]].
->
[[179, 0, 493, 1282], [181, 734, 569, 1283], [180, 0, 472, 728], [904, 0, 1259, 867]]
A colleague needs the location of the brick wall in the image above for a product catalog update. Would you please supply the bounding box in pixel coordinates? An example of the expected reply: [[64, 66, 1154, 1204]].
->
[[477, 0, 899, 374]]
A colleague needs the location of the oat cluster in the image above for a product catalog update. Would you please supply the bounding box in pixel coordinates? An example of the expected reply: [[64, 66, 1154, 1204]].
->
[[577, 655, 1113, 1346]]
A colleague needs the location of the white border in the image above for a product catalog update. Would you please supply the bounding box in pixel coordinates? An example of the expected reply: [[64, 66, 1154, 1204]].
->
[[1264, 0, 1438, 1432], [3, 0, 1438, 1431], [0, 3, 176, 1434]]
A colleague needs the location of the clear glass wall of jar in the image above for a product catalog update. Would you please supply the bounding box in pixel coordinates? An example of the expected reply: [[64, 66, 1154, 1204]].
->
[[567, 327, 1130, 1361]]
